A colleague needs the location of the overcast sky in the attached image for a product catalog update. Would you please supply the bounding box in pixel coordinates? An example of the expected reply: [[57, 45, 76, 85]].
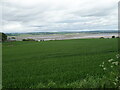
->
[[1, 0, 119, 33]]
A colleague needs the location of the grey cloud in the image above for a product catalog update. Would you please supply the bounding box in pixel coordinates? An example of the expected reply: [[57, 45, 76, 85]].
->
[[1, 0, 118, 33], [73, 4, 117, 17]]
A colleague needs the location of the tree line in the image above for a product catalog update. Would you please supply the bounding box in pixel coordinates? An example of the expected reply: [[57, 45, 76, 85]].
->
[[0, 33, 7, 42]]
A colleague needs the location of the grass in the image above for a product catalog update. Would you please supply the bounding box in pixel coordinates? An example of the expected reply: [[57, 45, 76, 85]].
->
[[2, 38, 118, 88], [0, 43, 2, 89]]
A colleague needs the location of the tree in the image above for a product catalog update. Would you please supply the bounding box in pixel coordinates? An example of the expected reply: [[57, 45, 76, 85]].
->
[[2, 33, 7, 42], [112, 36, 115, 38], [11, 37, 16, 39]]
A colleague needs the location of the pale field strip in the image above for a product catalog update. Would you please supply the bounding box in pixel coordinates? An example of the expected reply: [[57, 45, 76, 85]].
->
[[9, 33, 118, 41]]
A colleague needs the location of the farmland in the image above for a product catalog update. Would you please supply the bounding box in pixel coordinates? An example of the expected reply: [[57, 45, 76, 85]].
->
[[7, 32, 118, 41], [2, 38, 119, 88]]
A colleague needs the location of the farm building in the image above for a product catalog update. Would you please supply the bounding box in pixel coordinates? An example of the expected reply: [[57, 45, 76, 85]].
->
[[37, 39, 55, 42]]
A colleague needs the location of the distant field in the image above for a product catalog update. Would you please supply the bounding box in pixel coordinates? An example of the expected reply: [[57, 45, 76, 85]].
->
[[8, 33, 118, 41], [2, 38, 118, 88]]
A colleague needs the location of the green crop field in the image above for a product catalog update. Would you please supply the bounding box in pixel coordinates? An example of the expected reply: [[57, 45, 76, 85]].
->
[[2, 38, 119, 88]]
